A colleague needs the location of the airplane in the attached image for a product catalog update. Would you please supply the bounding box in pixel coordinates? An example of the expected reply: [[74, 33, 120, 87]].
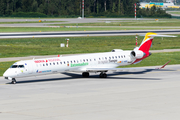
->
[[3, 32, 176, 84]]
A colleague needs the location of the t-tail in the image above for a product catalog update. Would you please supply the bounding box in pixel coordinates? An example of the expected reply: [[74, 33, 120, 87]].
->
[[131, 32, 176, 64]]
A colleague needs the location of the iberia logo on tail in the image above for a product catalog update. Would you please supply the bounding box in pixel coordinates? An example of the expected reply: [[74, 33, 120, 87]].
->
[[138, 32, 157, 52]]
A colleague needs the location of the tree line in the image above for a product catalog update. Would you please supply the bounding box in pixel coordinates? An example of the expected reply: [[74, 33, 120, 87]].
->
[[0, 0, 171, 18]]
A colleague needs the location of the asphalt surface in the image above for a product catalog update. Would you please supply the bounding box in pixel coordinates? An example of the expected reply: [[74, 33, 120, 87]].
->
[[0, 29, 180, 38], [0, 18, 180, 120], [166, 11, 180, 17], [0, 18, 156, 27], [0, 64, 180, 120]]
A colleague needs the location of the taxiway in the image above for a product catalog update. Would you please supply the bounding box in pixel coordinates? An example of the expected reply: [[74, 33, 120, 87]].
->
[[0, 29, 180, 38], [0, 65, 180, 120]]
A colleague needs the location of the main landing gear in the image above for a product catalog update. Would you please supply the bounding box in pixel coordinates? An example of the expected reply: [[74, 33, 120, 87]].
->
[[11, 78, 16, 84], [99, 72, 107, 78], [82, 72, 89, 77], [82, 72, 107, 78]]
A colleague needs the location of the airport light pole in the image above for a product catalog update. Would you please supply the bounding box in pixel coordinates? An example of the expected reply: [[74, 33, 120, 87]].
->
[[135, 3, 136, 19], [82, 0, 84, 18]]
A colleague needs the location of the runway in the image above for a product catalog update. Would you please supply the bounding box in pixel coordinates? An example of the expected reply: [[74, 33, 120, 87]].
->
[[0, 29, 180, 38], [0, 64, 180, 120], [0, 18, 158, 27]]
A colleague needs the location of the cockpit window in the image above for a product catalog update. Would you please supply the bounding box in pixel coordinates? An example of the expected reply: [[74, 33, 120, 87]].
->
[[10, 65, 18, 68], [10, 65, 24, 68], [18, 65, 25, 68]]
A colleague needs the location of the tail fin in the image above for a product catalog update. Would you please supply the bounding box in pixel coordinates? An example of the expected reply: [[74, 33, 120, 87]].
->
[[138, 32, 176, 52], [138, 32, 157, 52], [132, 33, 176, 64]]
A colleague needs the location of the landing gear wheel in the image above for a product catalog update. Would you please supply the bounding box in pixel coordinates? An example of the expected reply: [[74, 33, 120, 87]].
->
[[82, 72, 89, 77], [99, 73, 107, 78], [11, 78, 16, 84]]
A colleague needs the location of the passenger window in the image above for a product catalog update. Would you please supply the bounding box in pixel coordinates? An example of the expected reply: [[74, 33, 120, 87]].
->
[[86, 59, 88, 62], [46, 63, 48, 66], [121, 55, 123, 58], [64, 61, 66, 64], [124, 55, 126, 58], [57, 62, 59, 65], [118, 56, 120, 58], [112, 56, 114, 59], [50, 63, 52, 65], [90, 59, 91, 61], [99, 58, 101, 60], [71, 61, 72, 63], [80, 60, 82, 62], [83, 59, 85, 62], [77, 60, 79, 63], [109, 57, 111, 59], [53, 62, 55, 65], [105, 57, 107, 60], [74, 60, 76, 63], [60, 62, 62, 64], [115, 56, 117, 59], [43, 64, 45, 66], [94, 59, 96, 61]]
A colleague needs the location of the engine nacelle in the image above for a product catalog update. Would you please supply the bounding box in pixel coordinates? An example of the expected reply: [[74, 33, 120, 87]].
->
[[111, 49, 123, 52], [131, 50, 146, 59]]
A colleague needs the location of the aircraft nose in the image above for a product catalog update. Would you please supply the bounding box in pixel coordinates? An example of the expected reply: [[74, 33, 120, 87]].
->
[[3, 69, 17, 78], [3, 70, 9, 77]]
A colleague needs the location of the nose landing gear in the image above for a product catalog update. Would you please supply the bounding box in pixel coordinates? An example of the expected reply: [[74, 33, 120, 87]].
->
[[11, 78, 16, 84]]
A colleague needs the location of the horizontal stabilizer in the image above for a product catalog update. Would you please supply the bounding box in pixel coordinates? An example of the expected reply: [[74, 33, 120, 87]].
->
[[156, 60, 171, 69], [139, 34, 177, 38], [147, 35, 177, 37]]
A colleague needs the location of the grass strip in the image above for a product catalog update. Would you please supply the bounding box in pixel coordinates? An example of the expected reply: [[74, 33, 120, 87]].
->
[[0, 21, 66, 24], [0, 61, 16, 76], [0, 35, 179, 58], [168, 12, 180, 15]]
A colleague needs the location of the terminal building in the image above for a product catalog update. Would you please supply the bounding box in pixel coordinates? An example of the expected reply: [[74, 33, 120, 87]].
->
[[140, 0, 180, 9]]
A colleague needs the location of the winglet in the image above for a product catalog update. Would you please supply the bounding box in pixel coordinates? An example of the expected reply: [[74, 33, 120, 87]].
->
[[156, 60, 171, 69]]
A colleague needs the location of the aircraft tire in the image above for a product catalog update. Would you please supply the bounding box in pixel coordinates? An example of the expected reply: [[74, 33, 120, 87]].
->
[[99, 73, 107, 78], [82, 72, 89, 77], [103, 73, 107, 78], [12, 78, 16, 84]]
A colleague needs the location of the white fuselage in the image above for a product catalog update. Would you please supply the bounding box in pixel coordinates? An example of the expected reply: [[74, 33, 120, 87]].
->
[[3, 50, 134, 79]]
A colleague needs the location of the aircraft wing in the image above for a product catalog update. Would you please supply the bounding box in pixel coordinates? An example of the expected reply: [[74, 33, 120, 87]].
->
[[86, 60, 171, 72]]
